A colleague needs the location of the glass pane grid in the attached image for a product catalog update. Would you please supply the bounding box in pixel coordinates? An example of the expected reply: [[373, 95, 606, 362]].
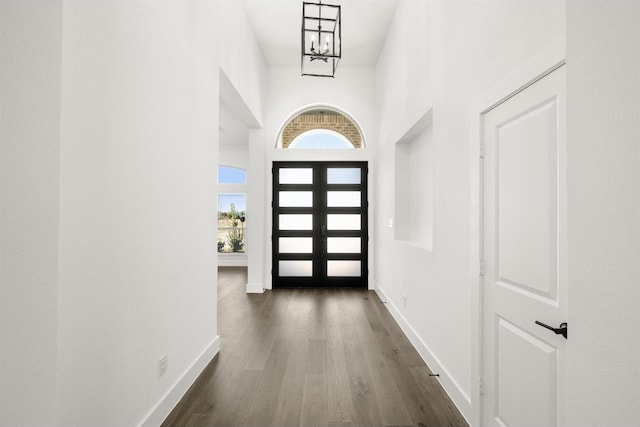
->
[[273, 163, 366, 288]]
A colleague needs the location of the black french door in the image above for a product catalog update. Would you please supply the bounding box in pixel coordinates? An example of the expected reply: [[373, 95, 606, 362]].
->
[[272, 161, 368, 288]]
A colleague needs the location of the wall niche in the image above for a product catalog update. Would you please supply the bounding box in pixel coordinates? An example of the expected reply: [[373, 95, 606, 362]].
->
[[394, 109, 434, 251]]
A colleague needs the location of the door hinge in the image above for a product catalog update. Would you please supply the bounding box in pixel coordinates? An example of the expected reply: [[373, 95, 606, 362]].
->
[[479, 140, 485, 159], [479, 377, 485, 395], [479, 259, 484, 277]]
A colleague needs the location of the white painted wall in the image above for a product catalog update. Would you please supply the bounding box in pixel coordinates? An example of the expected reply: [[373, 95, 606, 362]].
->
[[219, 143, 249, 171], [265, 66, 376, 152], [216, 0, 267, 283], [57, 2, 220, 425], [1, 1, 266, 425], [0, 2, 62, 424], [260, 66, 377, 289], [246, 130, 267, 292], [218, 0, 267, 128], [374, 1, 565, 423], [566, 1, 640, 425]]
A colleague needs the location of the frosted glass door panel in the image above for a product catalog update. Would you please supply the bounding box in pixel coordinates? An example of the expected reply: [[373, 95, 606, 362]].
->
[[327, 191, 361, 207], [279, 168, 313, 184], [279, 237, 313, 253], [279, 261, 313, 277], [279, 191, 313, 207], [327, 261, 361, 277], [327, 168, 361, 184], [327, 214, 361, 230], [327, 237, 361, 253], [279, 214, 313, 230]]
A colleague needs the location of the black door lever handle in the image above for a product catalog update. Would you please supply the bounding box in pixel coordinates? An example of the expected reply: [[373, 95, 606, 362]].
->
[[535, 321, 568, 339]]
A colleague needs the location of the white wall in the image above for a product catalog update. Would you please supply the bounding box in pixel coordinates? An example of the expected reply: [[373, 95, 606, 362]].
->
[[374, 1, 565, 423], [0, 2, 62, 424], [1, 1, 266, 425], [246, 130, 267, 292], [218, 0, 267, 128], [57, 2, 220, 425], [566, 1, 640, 425], [216, 0, 267, 284], [265, 67, 376, 153], [219, 143, 249, 171]]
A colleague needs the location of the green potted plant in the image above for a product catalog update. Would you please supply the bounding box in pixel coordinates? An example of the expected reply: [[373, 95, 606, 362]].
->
[[227, 228, 244, 252]]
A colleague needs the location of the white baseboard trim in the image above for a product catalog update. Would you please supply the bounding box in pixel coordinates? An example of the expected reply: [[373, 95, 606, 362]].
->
[[246, 282, 265, 293], [138, 336, 220, 427], [374, 286, 472, 424]]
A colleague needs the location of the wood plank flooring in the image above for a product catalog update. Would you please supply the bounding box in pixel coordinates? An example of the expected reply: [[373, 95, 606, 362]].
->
[[161, 267, 468, 427]]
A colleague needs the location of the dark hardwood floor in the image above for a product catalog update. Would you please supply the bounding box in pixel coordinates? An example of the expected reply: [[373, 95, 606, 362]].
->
[[162, 267, 468, 427]]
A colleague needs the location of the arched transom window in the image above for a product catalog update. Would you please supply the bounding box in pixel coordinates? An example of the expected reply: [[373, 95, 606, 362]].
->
[[278, 108, 363, 149]]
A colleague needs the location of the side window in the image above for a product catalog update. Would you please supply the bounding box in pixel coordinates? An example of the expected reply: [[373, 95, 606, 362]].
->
[[218, 165, 247, 255], [218, 165, 246, 184], [217, 194, 246, 253]]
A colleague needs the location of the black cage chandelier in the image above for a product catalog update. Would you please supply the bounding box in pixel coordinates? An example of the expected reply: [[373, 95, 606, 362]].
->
[[301, 0, 341, 78]]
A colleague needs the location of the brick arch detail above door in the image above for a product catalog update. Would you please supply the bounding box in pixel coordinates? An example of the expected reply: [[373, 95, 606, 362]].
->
[[277, 105, 365, 148]]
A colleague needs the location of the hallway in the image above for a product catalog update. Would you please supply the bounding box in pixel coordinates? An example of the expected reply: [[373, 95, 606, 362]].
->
[[162, 268, 468, 427]]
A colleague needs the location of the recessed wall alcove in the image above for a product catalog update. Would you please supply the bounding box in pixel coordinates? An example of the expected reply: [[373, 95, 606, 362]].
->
[[394, 108, 434, 251]]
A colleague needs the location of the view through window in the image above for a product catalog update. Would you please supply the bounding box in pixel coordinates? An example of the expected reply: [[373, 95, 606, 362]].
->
[[289, 129, 353, 149], [218, 166, 247, 254]]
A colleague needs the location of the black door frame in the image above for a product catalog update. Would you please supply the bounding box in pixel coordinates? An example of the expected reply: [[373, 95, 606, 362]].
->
[[272, 161, 368, 288]]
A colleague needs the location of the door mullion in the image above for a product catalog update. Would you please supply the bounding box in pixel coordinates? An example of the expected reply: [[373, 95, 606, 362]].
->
[[315, 164, 326, 285]]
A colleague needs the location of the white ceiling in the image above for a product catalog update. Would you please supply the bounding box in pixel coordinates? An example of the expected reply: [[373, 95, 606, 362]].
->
[[242, 0, 399, 67]]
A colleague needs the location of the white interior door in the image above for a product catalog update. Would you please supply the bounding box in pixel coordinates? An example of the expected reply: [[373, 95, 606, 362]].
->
[[481, 65, 566, 427]]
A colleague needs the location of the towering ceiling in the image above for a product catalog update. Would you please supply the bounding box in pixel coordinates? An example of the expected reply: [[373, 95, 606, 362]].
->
[[241, 0, 399, 67]]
